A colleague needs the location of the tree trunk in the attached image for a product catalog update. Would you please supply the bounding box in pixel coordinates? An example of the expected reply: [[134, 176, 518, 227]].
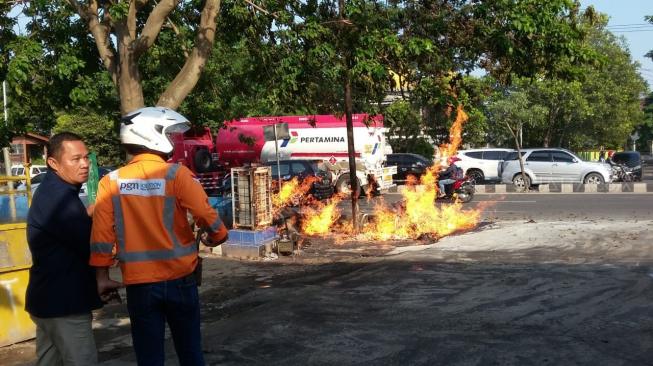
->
[[116, 26, 145, 115], [543, 104, 562, 148], [506, 121, 529, 191], [70, 0, 220, 115], [344, 71, 359, 233], [338, 0, 359, 232]]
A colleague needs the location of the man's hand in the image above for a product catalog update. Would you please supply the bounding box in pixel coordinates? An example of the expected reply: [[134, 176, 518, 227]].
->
[[203, 232, 228, 247], [86, 204, 95, 217], [97, 277, 123, 297], [96, 267, 123, 298]]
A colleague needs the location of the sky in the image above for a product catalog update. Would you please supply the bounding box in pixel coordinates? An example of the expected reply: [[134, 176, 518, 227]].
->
[[581, 0, 653, 89]]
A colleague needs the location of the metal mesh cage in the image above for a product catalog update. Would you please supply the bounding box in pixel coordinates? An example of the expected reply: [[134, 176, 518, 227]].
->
[[231, 167, 273, 229]]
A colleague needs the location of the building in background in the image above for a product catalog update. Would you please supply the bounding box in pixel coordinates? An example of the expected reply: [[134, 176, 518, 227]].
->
[[9, 133, 48, 165]]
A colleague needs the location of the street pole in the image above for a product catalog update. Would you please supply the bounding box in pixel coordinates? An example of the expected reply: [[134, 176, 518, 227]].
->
[[3, 80, 15, 219], [3, 81, 12, 180], [274, 123, 281, 190]]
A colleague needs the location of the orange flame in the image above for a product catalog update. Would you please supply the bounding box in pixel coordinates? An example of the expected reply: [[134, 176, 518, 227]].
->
[[301, 195, 343, 235], [281, 104, 481, 242], [272, 177, 300, 208], [438, 105, 468, 161], [272, 176, 320, 211]]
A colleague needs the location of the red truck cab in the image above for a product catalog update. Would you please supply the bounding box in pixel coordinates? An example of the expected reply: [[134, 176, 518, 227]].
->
[[168, 127, 224, 192]]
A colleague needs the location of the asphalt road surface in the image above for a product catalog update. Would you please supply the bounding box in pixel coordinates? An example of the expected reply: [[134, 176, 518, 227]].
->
[[355, 192, 653, 222], [4, 191, 653, 365]]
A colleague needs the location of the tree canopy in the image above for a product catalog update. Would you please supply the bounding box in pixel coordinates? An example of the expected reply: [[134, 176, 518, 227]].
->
[[2, 0, 647, 159]]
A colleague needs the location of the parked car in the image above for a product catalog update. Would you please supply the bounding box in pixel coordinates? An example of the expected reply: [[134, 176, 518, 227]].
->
[[16, 172, 47, 192], [18, 166, 113, 195], [501, 148, 612, 188], [10, 164, 48, 188], [385, 153, 432, 184], [10, 164, 48, 177], [264, 160, 334, 200], [609, 151, 642, 181], [455, 148, 514, 183]]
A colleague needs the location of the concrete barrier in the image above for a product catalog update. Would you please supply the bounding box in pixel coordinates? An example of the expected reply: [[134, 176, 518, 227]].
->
[[395, 183, 653, 194]]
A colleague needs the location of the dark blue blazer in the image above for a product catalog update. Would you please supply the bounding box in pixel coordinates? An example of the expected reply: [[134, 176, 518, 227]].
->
[[25, 171, 102, 318]]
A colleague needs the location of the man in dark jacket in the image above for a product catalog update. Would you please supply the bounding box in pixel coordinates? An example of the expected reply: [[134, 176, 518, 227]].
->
[[438, 156, 461, 198], [26, 132, 119, 365]]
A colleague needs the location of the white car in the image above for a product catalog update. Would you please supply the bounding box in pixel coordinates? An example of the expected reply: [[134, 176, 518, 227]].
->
[[11, 164, 48, 178], [500, 148, 612, 188], [455, 148, 514, 183]]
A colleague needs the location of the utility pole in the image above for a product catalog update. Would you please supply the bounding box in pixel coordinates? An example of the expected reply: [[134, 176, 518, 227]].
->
[[3, 80, 15, 219], [3, 81, 12, 180]]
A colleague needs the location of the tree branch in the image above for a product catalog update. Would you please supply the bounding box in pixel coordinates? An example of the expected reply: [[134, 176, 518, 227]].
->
[[67, 0, 118, 87], [157, 0, 220, 109], [243, 0, 277, 19], [133, 0, 179, 57], [166, 18, 190, 59], [127, 0, 138, 40]]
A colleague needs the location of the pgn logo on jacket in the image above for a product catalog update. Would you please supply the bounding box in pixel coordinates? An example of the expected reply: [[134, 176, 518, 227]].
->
[[118, 179, 166, 196]]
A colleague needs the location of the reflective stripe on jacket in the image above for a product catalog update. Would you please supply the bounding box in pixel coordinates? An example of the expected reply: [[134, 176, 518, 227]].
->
[[90, 153, 228, 285]]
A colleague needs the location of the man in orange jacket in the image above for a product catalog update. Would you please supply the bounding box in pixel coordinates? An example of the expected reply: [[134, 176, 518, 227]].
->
[[90, 107, 228, 366]]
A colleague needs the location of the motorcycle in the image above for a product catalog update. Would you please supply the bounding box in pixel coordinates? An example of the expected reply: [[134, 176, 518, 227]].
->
[[437, 177, 475, 203], [610, 163, 634, 182]]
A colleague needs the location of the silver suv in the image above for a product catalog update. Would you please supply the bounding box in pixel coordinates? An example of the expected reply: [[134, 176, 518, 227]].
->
[[500, 148, 612, 188], [456, 148, 513, 183]]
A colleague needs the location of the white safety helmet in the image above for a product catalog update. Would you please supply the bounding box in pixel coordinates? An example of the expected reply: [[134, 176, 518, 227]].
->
[[120, 107, 190, 154]]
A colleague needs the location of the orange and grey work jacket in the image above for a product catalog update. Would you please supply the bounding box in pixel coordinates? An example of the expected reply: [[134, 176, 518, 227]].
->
[[89, 153, 228, 285]]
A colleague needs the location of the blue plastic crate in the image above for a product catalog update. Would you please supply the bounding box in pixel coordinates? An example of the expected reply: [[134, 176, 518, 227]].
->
[[227, 227, 277, 246]]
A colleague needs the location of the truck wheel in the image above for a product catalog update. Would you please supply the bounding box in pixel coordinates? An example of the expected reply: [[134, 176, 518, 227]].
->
[[194, 149, 212, 173], [336, 174, 361, 196]]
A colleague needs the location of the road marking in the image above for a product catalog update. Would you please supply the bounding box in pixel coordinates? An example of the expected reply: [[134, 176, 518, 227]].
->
[[484, 210, 532, 212], [478, 200, 537, 203], [497, 200, 536, 203]]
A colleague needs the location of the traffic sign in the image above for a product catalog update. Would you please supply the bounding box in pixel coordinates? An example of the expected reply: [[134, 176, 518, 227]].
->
[[630, 131, 640, 141]]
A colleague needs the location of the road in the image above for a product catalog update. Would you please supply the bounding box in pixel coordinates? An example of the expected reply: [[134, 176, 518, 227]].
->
[[3, 193, 653, 365], [354, 192, 653, 221]]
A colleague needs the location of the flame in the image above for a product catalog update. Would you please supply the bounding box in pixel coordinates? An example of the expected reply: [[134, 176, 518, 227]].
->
[[272, 176, 320, 211], [438, 105, 468, 161], [301, 195, 343, 235], [276, 104, 481, 243]]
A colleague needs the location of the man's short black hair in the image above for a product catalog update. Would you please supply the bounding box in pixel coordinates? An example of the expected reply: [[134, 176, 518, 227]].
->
[[47, 132, 84, 161]]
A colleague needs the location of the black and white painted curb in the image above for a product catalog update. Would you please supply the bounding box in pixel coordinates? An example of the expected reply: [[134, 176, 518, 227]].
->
[[393, 183, 653, 194]]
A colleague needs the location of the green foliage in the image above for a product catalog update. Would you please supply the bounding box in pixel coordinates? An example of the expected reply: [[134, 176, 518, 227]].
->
[[635, 93, 653, 153], [53, 112, 123, 167], [384, 100, 433, 157], [4, 1, 119, 140], [0, 2, 17, 83], [478, 9, 646, 151], [472, 0, 596, 83], [485, 86, 548, 148], [2, 0, 625, 158]]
